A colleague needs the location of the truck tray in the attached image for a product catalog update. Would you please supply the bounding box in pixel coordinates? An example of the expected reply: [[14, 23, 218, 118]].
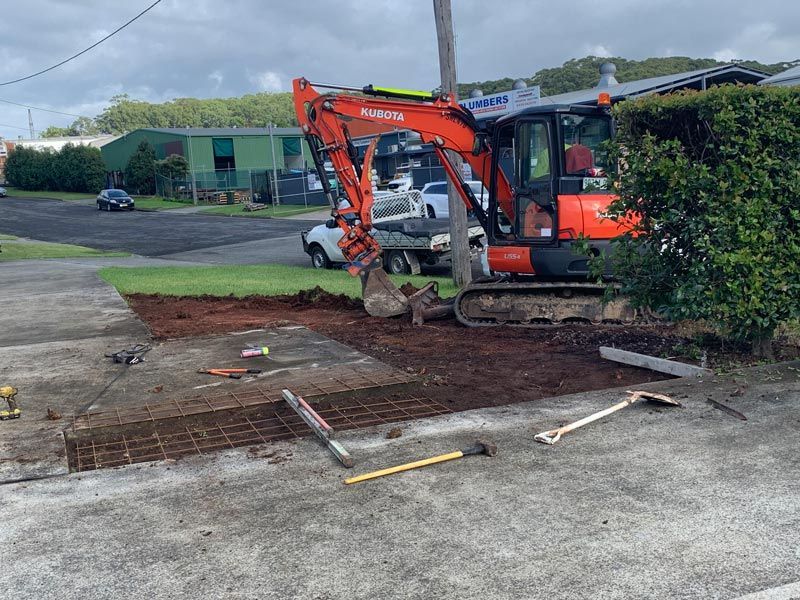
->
[[374, 217, 482, 237]]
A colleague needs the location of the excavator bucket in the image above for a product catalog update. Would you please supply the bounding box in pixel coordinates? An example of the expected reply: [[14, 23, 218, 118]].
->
[[360, 266, 409, 317]]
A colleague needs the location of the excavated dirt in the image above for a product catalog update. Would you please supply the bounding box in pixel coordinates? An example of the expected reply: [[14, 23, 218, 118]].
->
[[127, 289, 799, 413]]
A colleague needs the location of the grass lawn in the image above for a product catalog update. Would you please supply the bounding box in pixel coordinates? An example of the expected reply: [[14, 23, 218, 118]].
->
[[4, 188, 94, 201], [201, 204, 324, 218], [0, 240, 129, 261], [134, 197, 192, 210], [99, 264, 459, 299], [0, 233, 17, 240]]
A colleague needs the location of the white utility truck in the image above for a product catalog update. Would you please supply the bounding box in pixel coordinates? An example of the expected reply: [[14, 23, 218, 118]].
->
[[301, 190, 484, 275]]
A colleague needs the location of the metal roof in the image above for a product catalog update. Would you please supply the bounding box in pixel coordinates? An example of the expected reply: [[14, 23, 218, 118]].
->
[[538, 64, 769, 106], [759, 65, 800, 86], [494, 103, 604, 127], [142, 127, 302, 137]]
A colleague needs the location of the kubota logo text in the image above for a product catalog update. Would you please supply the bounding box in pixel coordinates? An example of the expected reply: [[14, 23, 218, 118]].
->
[[361, 107, 405, 122]]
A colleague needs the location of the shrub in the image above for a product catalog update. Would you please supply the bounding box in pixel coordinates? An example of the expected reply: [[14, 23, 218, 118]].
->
[[52, 144, 106, 192], [5, 144, 106, 193], [5, 146, 55, 190], [605, 84, 800, 356], [124, 140, 156, 195]]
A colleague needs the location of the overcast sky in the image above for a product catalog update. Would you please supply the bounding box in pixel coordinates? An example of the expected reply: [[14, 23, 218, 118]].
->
[[1, 0, 798, 140]]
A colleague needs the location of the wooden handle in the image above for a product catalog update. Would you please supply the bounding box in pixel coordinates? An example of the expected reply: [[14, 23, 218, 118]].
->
[[344, 451, 464, 485], [534, 393, 642, 445]]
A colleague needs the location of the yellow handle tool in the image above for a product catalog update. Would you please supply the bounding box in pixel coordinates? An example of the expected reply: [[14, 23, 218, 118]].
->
[[344, 440, 496, 485]]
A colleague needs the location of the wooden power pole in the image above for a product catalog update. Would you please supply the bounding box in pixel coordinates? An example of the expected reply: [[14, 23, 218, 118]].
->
[[433, 0, 472, 288]]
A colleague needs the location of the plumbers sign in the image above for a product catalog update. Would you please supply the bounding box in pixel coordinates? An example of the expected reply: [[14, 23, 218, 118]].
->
[[459, 86, 541, 119]]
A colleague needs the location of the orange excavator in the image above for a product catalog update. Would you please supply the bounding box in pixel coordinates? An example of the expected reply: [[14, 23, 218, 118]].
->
[[293, 77, 635, 326]]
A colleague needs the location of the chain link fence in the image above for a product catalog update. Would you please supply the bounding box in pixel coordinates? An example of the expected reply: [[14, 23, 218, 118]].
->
[[155, 168, 331, 208]]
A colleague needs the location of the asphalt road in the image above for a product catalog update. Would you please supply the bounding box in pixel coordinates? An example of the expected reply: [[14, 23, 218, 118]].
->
[[0, 196, 319, 257]]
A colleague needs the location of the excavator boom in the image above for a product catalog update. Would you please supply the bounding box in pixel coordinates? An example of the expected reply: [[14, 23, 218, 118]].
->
[[293, 77, 511, 274]]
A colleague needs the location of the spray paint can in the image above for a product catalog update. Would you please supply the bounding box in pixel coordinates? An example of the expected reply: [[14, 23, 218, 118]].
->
[[240, 346, 269, 358]]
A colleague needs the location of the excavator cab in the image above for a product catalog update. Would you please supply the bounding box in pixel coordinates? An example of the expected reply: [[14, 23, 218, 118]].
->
[[484, 104, 616, 279]]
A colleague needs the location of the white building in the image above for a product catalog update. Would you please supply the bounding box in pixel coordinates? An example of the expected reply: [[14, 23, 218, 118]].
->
[[10, 135, 119, 152]]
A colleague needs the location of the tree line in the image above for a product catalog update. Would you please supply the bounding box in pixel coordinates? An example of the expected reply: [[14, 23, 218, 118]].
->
[[4, 140, 188, 196], [4, 145, 106, 193], [42, 92, 297, 138], [458, 55, 792, 97]]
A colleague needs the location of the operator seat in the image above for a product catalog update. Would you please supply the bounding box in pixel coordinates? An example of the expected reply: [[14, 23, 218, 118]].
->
[[565, 144, 593, 174]]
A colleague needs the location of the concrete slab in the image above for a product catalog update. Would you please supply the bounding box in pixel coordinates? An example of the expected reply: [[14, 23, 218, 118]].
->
[[0, 251, 411, 482], [0, 258, 151, 481], [1, 362, 798, 599], [0, 323, 398, 482], [0, 261, 148, 346]]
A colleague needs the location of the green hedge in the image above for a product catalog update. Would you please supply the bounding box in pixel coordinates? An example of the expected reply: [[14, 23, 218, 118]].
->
[[5, 144, 106, 193], [605, 84, 800, 356]]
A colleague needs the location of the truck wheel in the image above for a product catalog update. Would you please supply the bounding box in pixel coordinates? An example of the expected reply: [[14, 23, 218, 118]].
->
[[386, 250, 411, 275], [310, 245, 331, 269], [426, 205, 436, 218]]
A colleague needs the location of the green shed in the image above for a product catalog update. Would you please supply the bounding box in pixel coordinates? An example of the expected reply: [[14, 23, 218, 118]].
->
[[100, 126, 311, 195]]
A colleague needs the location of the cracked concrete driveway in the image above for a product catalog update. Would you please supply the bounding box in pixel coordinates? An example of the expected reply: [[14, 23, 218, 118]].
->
[[1, 365, 799, 600], [1, 196, 798, 600]]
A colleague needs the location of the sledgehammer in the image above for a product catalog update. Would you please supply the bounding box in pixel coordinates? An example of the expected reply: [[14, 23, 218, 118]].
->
[[344, 440, 497, 485]]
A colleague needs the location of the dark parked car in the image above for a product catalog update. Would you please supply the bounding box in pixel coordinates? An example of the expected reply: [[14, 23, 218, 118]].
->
[[97, 189, 134, 211]]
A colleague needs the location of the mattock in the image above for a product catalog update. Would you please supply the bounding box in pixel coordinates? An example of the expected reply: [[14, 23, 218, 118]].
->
[[534, 390, 681, 445]]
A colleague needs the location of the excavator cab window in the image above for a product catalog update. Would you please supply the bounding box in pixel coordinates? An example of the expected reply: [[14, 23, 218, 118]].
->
[[560, 115, 612, 190], [493, 123, 516, 239], [515, 119, 555, 242]]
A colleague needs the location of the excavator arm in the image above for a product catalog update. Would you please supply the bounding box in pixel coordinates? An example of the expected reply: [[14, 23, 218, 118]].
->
[[292, 77, 513, 277]]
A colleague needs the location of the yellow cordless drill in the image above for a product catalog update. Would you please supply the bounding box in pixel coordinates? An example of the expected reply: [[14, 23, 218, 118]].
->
[[0, 386, 21, 420]]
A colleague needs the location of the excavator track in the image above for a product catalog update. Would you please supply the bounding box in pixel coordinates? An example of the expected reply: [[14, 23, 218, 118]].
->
[[454, 280, 641, 328]]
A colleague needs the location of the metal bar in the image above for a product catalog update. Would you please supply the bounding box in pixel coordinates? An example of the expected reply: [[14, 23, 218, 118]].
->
[[244, 416, 269, 444], [274, 411, 304, 439], [121, 435, 133, 465], [328, 406, 359, 429], [156, 435, 169, 461], [216, 425, 237, 450], [186, 427, 204, 455], [386, 397, 416, 420], [282, 389, 354, 468]]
